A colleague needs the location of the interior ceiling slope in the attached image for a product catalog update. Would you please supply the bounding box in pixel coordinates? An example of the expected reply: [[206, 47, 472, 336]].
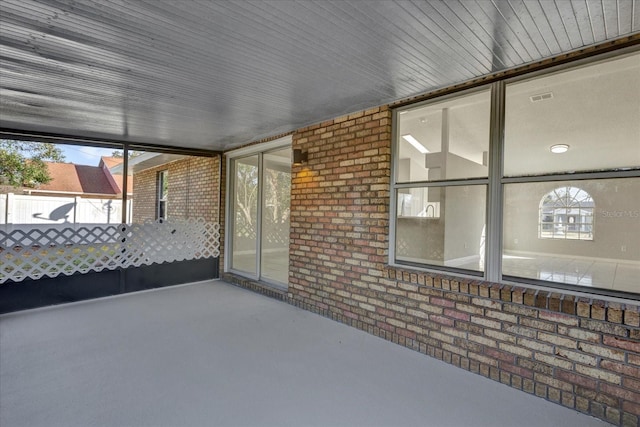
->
[[1, 0, 638, 152]]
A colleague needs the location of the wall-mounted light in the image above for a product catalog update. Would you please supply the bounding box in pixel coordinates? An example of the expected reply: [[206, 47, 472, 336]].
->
[[550, 144, 569, 154], [293, 148, 308, 165]]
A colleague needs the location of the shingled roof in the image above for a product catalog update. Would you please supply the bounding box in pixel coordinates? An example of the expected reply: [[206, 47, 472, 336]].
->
[[100, 157, 133, 195], [36, 163, 119, 196]]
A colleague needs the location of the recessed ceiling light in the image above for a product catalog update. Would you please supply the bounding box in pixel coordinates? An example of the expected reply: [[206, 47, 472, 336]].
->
[[402, 134, 429, 154], [550, 144, 569, 154]]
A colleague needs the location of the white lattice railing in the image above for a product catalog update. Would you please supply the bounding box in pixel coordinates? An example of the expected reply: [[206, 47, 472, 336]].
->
[[0, 219, 220, 283]]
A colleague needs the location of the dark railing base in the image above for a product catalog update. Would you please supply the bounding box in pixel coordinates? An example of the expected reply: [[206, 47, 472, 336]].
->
[[0, 258, 219, 314]]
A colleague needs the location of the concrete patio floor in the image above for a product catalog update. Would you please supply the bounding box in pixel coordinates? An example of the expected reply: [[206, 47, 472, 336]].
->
[[0, 280, 609, 427]]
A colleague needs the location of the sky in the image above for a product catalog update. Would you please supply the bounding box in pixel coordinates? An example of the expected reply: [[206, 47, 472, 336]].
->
[[57, 144, 117, 166]]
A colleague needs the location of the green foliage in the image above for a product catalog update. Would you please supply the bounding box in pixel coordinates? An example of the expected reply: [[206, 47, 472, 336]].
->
[[0, 140, 65, 188], [111, 149, 144, 158], [235, 162, 258, 229]]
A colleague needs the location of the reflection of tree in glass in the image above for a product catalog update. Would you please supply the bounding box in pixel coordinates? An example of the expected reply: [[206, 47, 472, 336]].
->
[[161, 173, 169, 199], [111, 150, 144, 158], [264, 168, 291, 224], [0, 139, 65, 188], [235, 162, 258, 235]]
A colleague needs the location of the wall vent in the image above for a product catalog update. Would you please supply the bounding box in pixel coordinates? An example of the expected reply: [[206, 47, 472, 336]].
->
[[530, 92, 553, 102]]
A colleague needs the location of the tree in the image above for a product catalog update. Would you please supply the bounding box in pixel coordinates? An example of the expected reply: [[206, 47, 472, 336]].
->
[[0, 140, 65, 188], [235, 162, 258, 235], [264, 168, 291, 223], [111, 149, 144, 158]]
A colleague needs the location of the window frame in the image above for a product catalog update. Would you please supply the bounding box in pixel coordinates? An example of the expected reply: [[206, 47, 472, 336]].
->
[[390, 48, 640, 300], [156, 170, 168, 220], [390, 85, 493, 278], [225, 135, 292, 290]]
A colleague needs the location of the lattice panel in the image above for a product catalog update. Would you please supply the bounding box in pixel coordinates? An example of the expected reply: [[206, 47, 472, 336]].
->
[[1, 219, 220, 283], [263, 221, 289, 245], [396, 238, 409, 257]]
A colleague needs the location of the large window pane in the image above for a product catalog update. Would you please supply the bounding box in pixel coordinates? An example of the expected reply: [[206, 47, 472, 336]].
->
[[392, 51, 639, 297], [261, 149, 291, 284], [0, 140, 123, 233], [504, 51, 640, 177], [396, 89, 490, 182], [127, 150, 218, 224], [503, 178, 639, 293], [231, 155, 259, 275], [396, 185, 486, 272], [2, 140, 220, 284], [1, 140, 121, 283]]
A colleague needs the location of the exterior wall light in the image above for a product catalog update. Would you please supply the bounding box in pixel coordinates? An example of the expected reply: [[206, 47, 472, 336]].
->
[[550, 144, 569, 154], [293, 148, 308, 165]]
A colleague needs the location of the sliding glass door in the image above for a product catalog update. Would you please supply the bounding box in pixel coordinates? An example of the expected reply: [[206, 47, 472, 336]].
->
[[229, 141, 291, 288], [260, 148, 291, 284]]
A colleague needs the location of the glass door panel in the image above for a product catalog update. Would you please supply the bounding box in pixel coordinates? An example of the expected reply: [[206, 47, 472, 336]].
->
[[261, 148, 291, 284], [231, 155, 258, 275]]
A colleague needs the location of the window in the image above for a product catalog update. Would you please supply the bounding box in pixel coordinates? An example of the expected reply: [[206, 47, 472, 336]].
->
[[1, 139, 220, 290], [156, 170, 168, 220], [393, 88, 491, 274], [227, 138, 291, 288], [503, 50, 639, 295], [538, 186, 594, 240], [392, 49, 640, 297]]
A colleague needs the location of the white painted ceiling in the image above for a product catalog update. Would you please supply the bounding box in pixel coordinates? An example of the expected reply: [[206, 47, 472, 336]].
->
[[1, 0, 639, 152]]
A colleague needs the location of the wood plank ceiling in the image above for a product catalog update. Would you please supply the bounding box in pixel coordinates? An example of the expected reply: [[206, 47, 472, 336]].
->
[[1, 0, 638, 151]]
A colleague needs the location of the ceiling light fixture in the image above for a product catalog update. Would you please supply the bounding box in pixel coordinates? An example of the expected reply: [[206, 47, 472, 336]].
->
[[550, 144, 569, 154], [402, 134, 429, 154]]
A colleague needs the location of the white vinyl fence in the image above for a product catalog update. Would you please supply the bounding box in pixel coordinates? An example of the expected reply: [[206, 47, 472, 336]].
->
[[0, 193, 132, 233]]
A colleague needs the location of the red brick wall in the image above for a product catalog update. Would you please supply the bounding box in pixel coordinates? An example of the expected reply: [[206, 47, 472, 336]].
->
[[223, 105, 640, 426], [132, 156, 219, 223]]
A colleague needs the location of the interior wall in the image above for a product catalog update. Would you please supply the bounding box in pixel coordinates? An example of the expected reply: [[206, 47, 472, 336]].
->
[[503, 179, 640, 262], [443, 184, 486, 263]]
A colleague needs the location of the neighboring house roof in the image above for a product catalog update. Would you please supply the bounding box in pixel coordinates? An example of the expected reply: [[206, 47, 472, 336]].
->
[[36, 162, 119, 196], [100, 156, 122, 169], [108, 152, 186, 174], [20, 157, 132, 197], [99, 156, 133, 195]]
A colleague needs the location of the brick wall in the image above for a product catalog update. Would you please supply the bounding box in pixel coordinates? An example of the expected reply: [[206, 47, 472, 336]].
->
[[223, 105, 640, 426], [131, 165, 157, 222], [132, 156, 220, 223]]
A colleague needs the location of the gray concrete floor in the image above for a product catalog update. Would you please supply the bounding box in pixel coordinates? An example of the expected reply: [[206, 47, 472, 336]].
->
[[0, 281, 609, 427]]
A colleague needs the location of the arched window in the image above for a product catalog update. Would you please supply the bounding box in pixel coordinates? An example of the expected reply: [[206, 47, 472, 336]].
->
[[539, 186, 594, 240]]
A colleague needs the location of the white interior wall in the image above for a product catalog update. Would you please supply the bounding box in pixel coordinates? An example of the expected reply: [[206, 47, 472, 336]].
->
[[443, 185, 486, 263], [503, 179, 640, 262]]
